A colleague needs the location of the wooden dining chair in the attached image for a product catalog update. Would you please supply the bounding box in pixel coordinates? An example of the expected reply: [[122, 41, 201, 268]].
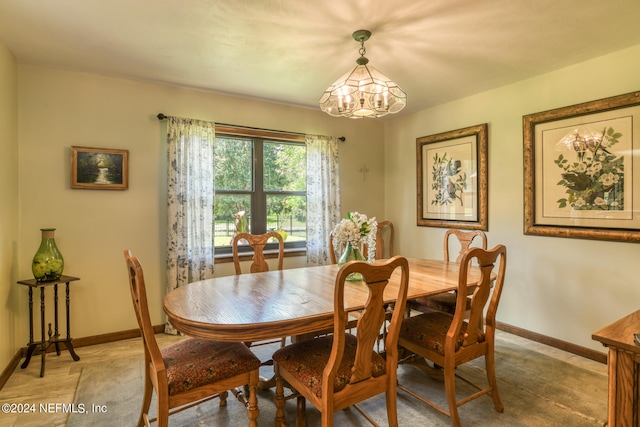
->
[[124, 250, 261, 427], [397, 245, 507, 427], [408, 229, 487, 315], [327, 230, 368, 338], [374, 220, 395, 259], [328, 230, 347, 264], [360, 220, 395, 260], [232, 231, 284, 275], [364, 220, 396, 346], [231, 231, 287, 386], [273, 256, 410, 427]]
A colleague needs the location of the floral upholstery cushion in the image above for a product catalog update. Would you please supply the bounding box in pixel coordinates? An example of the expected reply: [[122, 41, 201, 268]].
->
[[400, 312, 484, 356], [162, 338, 261, 396], [411, 292, 471, 314], [272, 333, 386, 398]]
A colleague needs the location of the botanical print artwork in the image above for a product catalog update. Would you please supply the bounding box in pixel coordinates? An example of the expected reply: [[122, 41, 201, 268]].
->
[[554, 126, 624, 211], [417, 123, 487, 230], [430, 152, 468, 207], [524, 91, 640, 241]]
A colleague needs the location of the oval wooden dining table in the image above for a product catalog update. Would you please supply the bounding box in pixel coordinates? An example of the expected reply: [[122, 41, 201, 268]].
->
[[163, 258, 485, 343]]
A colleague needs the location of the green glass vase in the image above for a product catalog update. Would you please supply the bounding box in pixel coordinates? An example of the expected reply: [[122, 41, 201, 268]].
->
[[32, 228, 64, 281], [338, 241, 366, 281]]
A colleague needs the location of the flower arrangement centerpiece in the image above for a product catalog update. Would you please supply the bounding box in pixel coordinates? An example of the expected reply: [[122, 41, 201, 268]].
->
[[332, 212, 377, 278]]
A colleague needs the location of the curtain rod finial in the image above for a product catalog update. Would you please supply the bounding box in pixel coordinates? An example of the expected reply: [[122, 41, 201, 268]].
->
[[157, 113, 167, 120], [338, 136, 346, 142]]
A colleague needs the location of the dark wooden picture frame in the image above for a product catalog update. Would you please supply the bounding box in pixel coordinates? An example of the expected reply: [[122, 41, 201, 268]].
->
[[71, 146, 129, 190], [523, 91, 640, 242], [417, 123, 488, 230]]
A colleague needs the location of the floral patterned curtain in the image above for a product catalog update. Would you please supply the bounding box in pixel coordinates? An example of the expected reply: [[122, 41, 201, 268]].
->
[[165, 116, 215, 334], [306, 134, 341, 265]]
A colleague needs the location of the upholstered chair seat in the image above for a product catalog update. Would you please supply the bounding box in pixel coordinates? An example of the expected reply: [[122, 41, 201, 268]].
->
[[399, 312, 484, 356], [272, 333, 386, 398], [163, 339, 261, 396]]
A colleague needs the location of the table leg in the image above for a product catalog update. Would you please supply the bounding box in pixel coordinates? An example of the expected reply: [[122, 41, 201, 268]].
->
[[401, 354, 445, 381], [21, 288, 36, 369], [21, 345, 37, 369], [39, 288, 45, 378], [66, 283, 70, 339], [258, 375, 277, 390], [64, 283, 80, 361], [28, 288, 34, 344], [54, 284, 60, 356]]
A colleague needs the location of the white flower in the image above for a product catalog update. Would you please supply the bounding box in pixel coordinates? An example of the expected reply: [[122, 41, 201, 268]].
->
[[574, 162, 588, 173], [598, 172, 619, 187], [332, 211, 377, 262], [594, 197, 607, 206], [586, 162, 602, 176]]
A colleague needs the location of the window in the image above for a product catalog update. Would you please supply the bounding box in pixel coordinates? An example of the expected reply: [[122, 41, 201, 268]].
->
[[213, 127, 306, 254]]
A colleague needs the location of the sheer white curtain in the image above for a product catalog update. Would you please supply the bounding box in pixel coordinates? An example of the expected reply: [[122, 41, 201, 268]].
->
[[165, 116, 216, 334], [306, 134, 341, 265]]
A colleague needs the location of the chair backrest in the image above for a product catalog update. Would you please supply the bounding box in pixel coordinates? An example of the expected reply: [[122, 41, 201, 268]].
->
[[123, 250, 164, 374], [232, 231, 284, 275], [374, 220, 395, 259], [452, 245, 507, 347], [329, 231, 337, 264], [444, 229, 487, 263], [360, 220, 395, 260], [323, 256, 409, 398]]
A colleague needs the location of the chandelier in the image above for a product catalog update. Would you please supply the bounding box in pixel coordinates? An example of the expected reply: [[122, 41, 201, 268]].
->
[[319, 30, 407, 119]]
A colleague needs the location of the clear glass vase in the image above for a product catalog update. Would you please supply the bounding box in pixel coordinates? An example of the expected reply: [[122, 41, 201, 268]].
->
[[32, 228, 64, 281], [338, 241, 366, 281]]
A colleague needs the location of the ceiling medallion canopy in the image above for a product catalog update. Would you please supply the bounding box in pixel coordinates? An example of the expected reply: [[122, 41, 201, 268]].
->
[[319, 29, 407, 119]]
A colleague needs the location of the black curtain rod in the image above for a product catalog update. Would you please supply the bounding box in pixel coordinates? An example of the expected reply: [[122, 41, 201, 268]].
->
[[156, 113, 345, 142]]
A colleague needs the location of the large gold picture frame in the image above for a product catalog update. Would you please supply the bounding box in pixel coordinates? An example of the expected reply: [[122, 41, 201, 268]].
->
[[417, 123, 488, 230], [523, 91, 640, 242]]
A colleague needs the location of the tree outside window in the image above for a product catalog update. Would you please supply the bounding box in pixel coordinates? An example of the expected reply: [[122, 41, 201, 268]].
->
[[214, 134, 306, 253]]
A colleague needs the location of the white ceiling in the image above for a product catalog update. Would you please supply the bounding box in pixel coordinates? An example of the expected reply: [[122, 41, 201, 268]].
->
[[1, 0, 640, 117]]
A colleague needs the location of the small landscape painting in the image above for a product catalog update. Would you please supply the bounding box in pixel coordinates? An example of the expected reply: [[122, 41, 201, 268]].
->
[[71, 146, 129, 190]]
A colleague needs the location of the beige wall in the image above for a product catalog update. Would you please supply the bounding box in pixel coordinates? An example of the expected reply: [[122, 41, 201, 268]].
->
[[14, 65, 385, 352], [0, 41, 19, 370], [384, 44, 640, 352]]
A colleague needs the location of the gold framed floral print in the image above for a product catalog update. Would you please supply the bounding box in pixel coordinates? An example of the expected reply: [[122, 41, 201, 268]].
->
[[523, 90, 640, 242], [416, 123, 488, 230]]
